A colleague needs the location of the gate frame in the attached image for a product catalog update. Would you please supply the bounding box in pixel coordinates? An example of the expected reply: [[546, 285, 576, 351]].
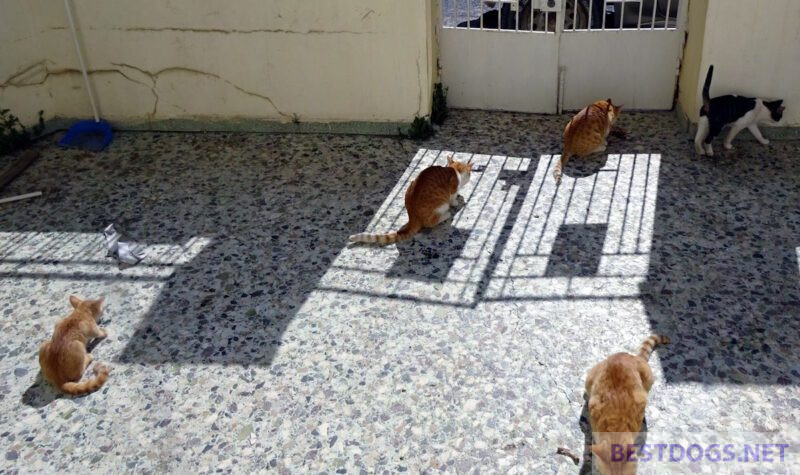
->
[[438, 0, 689, 113]]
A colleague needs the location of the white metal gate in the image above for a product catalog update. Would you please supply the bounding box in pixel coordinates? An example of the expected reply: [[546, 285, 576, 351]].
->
[[439, 0, 687, 112]]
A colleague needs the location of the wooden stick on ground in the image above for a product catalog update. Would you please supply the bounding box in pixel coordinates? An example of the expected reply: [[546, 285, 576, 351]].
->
[[0, 149, 40, 191], [556, 446, 581, 465]]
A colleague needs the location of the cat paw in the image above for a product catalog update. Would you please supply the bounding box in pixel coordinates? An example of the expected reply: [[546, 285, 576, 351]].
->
[[723, 143, 733, 150], [759, 139, 770, 146], [453, 194, 466, 208]]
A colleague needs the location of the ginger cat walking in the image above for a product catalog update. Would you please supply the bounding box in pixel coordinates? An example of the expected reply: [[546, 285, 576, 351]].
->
[[555, 98, 622, 185], [585, 335, 669, 475], [39, 296, 109, 395], [349, 154, 473, 245]]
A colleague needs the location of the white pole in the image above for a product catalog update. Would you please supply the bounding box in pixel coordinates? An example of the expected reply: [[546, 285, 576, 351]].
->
[[0, 191, 42, 205], [64, 0, 100, 122]]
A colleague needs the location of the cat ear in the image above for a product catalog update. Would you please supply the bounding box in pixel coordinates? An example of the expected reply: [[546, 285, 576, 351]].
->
[[446, 154, 454, 165], [69, 295, 81, 308]]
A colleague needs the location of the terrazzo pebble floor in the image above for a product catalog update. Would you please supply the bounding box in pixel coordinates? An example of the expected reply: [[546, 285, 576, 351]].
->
[[0, 110, 798, 473]]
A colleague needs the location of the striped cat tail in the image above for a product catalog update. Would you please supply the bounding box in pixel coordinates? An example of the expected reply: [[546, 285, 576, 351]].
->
[[553, 151, 571, 185], [348, 220, 422, 245], [60, 364, 109, 395], [394, 220, 422, 242], [637, 335, 670, 361]]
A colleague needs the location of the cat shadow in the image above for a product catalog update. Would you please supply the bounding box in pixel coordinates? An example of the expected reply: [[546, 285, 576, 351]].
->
[[578, 396, 649, 474], [561, 153, 609, 181], [388, 213, 472, 283], [21, 372, 62, 408], [641, 138, 800, 385], [21, 334, 107, 408]]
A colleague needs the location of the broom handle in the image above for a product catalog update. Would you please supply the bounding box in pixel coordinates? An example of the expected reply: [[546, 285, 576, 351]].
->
[[64, 0, 100, 122]]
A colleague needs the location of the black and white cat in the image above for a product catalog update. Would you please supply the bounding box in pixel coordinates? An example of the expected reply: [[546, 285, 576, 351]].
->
[[694, 65, 785, 156]]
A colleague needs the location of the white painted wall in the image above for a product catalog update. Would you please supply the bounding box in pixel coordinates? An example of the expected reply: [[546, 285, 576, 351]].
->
[[440, 28, 560, 113], [682, 0, 800, 126], [1, 0, 434, 128], [0, 1, 59, 125]]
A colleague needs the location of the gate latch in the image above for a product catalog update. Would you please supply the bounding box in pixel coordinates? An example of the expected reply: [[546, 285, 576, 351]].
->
[[536, 0, 561, 12]]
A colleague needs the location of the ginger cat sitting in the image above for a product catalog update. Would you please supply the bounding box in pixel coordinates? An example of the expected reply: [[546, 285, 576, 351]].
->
[[555, 98, 622, 185], [39, 296, 109, 395], [349, 154, 472, 245], [585, 335, 669, 475]]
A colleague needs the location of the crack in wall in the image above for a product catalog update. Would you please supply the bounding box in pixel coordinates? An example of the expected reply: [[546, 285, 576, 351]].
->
[[1, 62, 152, 91], [111, 63, 290, 119], [2, 60, 289, 121], [1, 60, 158, 119], [49, 26, 373, 35], [8, 30, 50, 45]]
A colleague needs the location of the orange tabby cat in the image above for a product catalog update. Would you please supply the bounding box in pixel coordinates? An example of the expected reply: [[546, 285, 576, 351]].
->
[[554, 98, 622, 185], [585, 335, 670, 475], [39, 296, 109, 395], [349, 154, 473, 244]]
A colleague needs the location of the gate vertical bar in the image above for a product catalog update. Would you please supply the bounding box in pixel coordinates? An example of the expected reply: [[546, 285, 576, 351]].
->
[[573, 0, 578, 30], [650, 0, 657, 29], [588, 0, 593, 30], [637, 0, 643, 29], [498, 3, 502, 30], [530, 0, 535, 31]]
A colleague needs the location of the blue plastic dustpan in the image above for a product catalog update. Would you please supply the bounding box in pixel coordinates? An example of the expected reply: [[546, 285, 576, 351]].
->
[[58, 119, 113, 152]]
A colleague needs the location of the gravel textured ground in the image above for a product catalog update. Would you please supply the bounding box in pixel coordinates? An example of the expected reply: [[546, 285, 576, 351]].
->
[[0, 110, 798, 473]]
